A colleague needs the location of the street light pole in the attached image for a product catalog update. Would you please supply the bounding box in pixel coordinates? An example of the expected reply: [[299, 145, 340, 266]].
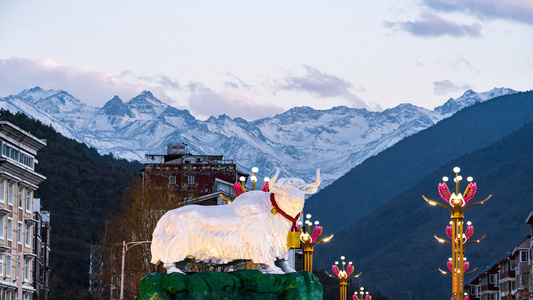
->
[[298, 214, 333, 272], [326, 256, 362, 300], [423, 167, 491, 300], [120, 240, 151, 300]]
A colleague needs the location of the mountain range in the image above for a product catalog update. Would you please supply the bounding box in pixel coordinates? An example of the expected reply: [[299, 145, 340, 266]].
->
[[0, 86, 516, 186], [312, 91, 533, 300]]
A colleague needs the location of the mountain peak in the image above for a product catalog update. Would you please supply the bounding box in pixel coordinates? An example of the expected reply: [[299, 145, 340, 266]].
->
[[102, 96, 132, 117]]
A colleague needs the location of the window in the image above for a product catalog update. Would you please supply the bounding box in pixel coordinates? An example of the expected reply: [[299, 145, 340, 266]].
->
[[26, 190, 32, 212], [7, 218, 13, 241], [6, 255, 11, 277], [169, 176, 176, 184], [24, 258, 30, 282], [25, 224, 31, 247], [489, 274, 498, 284], [8, 183, 13, 205], [188, 176, 195, 184], [520, 251, 529, 262], [18, 187, 23, 208], [511, 280, 516, 291], [0, 216, 3, 239], [510, 260, 516, 270], [0, 179, 4, 203], [17, 222, 22, 244], [2, 143, 33, 169], [0, 256, 3, 277]]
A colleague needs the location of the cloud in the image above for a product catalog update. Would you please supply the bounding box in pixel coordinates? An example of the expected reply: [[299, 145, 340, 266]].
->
[[423, 0, 533, 25], [0, 57, 174, 106], [223, 72, 254, 91], [187, 83, 284, 121], [275, 66, 370, 109], [386, 12, 482, 37], [118, 70, 180, 90], [433, 79, 473, 95]]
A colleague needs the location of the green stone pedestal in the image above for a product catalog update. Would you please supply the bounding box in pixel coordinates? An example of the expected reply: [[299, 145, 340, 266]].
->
[[139, 270, 323, 300]]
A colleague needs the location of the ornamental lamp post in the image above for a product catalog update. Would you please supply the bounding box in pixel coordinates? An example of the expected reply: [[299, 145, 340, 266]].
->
[[251, 167, 259, 190], [326, 256, 362, 300], [423, 167, 491, 300], [353, 286, 372, 300], [298, 214, 333, 272]]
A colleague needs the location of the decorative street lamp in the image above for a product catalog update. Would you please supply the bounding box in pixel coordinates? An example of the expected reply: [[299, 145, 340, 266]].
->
[[298, 214, 333, 272], [251, 167, 259, 190], [423, 167, 491, 300], [353, 286, 372, 300], [326, 256, 362, 300], [120, 240, 152, 300]]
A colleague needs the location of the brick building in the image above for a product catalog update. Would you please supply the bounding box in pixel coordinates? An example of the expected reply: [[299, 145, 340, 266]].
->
[[142, 143, 248, 206]]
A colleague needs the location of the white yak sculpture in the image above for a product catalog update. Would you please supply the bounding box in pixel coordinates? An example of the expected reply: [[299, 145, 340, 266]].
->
[[150, 168, 320, 274]]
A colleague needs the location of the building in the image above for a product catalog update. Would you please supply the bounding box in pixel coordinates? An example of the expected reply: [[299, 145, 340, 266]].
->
[[497, 252, 515, 300], [527, 212, 533, 299], [32, 198, 51, 300], [465, 211, 533, 300], [511, 235, 530, 299], [142, 143, 248, 206], [0, 121, 47, 300], [465, 276, 481, 300], [478, 261, 499, 300]]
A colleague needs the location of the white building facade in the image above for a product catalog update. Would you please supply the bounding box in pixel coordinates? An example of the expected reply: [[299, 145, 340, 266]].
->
[[0, 121, 46, 300]]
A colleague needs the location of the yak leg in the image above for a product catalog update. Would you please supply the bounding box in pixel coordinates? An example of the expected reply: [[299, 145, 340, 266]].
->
[[164, 258, 192, 274], [262, 261, 284, 274], [164, 263, 184, 274], [274, 258, 296, 273]]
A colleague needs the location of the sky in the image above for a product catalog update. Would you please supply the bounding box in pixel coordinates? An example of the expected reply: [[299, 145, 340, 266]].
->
[[0, 0, 532, 120]]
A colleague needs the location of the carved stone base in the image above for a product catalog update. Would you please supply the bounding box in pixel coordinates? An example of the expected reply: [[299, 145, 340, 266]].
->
[[139, 270, 323, 299]]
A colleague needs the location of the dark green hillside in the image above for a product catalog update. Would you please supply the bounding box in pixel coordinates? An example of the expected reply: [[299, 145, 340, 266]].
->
[[315, 121, 533, 300], [0, 110, 142, 299], [306, 91, 533, 233]]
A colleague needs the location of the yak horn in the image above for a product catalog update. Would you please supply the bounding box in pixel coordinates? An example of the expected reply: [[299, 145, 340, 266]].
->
[[302, 169, 321, 194], [269, 168, 280, 186]]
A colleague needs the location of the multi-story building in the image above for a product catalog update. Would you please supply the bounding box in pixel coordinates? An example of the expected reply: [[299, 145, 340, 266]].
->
[[511, 236, 530, 299], [142, 143, 248, 206], [478, 261, 499, 300], [497, 252, 515, 300], [0, 121, 47, 300], [32, 198, 51, 300], [526, 211, 533, 299], [465, 211, 533, 300], [465, 276, 481, 300]]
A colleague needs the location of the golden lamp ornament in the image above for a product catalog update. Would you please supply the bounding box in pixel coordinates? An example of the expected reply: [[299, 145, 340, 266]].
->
[[326, 256, 362, 300], [423, 167, 491, 300], [298, 214, 333, 272]]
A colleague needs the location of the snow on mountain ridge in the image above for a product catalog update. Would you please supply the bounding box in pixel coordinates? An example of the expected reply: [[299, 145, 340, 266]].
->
[[0, 87, 517, 186]]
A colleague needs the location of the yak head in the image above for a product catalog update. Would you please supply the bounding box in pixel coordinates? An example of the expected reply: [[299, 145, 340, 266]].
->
[[268, 168, 321, 216]]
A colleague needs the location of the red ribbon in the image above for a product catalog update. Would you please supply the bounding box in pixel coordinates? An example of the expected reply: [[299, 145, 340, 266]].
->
[[270, 193, 300, 231]]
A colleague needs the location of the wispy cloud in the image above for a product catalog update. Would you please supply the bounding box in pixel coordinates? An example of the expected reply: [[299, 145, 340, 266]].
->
[[223, 72, 254, 91], [118, 70, 180, 90], [0, 57, 172, 106], [423, 0, 533, 25], [433, 79, 473, 95], [275, 66, 371, 109], [386, 12, 482, 37], [187, 82, 284, 121]]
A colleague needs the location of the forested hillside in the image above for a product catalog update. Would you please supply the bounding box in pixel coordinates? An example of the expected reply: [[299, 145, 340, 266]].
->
[[306, 91, 533, 233], [0, 110, 142, 299], [315, 121, 533, 300]]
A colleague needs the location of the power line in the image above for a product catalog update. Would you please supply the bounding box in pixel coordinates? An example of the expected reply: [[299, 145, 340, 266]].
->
[[50, 213, 107, 223]]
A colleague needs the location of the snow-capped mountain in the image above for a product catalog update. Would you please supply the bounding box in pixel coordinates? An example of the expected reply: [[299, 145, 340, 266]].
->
[[0, 86, 516, 186]]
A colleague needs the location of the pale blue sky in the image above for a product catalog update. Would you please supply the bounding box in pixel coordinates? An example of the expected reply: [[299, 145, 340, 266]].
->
[[1, 0, 532, 120]]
